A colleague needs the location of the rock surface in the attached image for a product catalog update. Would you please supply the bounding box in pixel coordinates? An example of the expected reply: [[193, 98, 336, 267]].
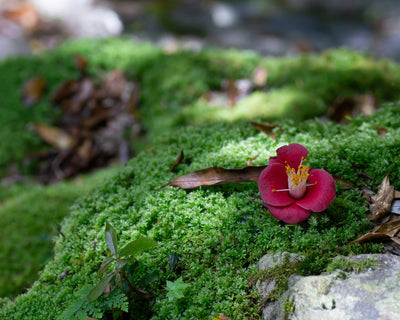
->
[[258, 253, 400, 320]]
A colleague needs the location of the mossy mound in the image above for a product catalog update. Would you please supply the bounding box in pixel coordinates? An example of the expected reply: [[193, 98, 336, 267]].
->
[[2, 38, 400, 177], [1, 101, 400, 319], [0, 166, 121, 298]]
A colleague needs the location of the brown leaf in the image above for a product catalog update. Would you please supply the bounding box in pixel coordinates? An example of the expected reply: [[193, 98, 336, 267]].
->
[[351, 219, 400, 244], [252, 66, 268, 87], [74, 55, 87, 75], [370, 174, 394, 221], [170, 150, 184, 171], [50, 80, 80, 103], [377, 127, 388, 136], [34, 123, 74, 150], [3, 4, 40, 31], [250, 121, 278, 139], [394, 190, 400, 199], [22, 76, 46, 106], [350, 232, 392, 245], [102, 69, 127, 98], [165, 166, 267, 189], [328, 94, 379, 123], [374, 219, 400, 237]]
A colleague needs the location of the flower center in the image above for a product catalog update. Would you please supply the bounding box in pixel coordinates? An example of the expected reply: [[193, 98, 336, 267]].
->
[[272, 158, 311, 199], [285, 159, 309, 199]]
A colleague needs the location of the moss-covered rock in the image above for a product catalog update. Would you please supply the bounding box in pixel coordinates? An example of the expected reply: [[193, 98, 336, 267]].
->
[[2, 101, 400, 319]]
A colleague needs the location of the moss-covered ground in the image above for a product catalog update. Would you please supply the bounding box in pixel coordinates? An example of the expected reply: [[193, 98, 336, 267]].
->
[[1, 38, 400, 319]]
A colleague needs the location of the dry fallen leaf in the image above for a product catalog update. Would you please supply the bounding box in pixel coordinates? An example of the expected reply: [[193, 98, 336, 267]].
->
[[252, 66, 268, 87], [328, 94, 379, 123], [370, 174, 394, 221], [34, 123, 74, 150], [377, 127, 388, 136], [22, 76, 46, 106], [250, 121, 278, 140], [351, 218, 400, 245], [170, 150, 184, 171], [165, 166, 267, 189]]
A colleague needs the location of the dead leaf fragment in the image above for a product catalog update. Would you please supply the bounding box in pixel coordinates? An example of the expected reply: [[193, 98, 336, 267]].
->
[[252, 66, 268, 87], [328, 94, 380, 123], [34, 123, 74, 150], [250, 121, 278, 139], [370, 174, 394, 221], [247, 154, 259, 166], [391, 199, 400, 215], [377, 127, 388, 136], [351, 219, 400, 245], [334, 177, 354, 190], [165, 166, 267, 189], [22, 76, 46, 106], [170, 150, 184, 171]]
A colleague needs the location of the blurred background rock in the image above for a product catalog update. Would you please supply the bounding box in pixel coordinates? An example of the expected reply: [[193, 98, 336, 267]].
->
[[1, 0, 400, 60]]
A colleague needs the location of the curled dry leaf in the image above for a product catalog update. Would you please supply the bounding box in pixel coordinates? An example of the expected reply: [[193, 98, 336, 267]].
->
[[34, 123, 74, 150], [351, 218, 400, 245], [165, 166, 267, 189], [22, 76, 47, 106], [370, 174, 394, 221], [250, 121, 278, 140], [170, 150, 184, 171]]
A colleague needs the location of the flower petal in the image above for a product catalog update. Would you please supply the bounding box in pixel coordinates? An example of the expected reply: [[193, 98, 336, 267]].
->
[[258, 163, 295, 207], [297, 169, 336, 212], [268, 203, 311, 224], [268, 143, 309, 168]]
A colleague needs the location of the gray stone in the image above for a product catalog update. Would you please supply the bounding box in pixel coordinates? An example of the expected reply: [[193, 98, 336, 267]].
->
[[256, 252, 304, 320], [260, 253, 400, 320], [258, 252, 303, 271]]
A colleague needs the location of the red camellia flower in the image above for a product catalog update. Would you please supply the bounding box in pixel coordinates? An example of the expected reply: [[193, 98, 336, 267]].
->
[[258, 143, 335, 224]]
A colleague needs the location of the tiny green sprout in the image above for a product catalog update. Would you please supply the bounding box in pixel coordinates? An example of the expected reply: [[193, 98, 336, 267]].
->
[[165, 277, 190, 301], [87, 221, 157, 301], [282, 295, 295, 319]]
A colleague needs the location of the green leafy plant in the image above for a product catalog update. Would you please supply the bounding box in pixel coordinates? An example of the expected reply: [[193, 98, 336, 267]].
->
[[88, 221, 157, 302], [165, 276, 190, 301]]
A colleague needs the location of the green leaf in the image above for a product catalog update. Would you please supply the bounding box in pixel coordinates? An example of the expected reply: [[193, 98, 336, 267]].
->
[[98, 257, 114, 276], [165, 277, 189, 301], [105, 221, 118, 257], [115, 259, 129, 271], [87, 272, 114, 302], [119, 237, 157, 257]]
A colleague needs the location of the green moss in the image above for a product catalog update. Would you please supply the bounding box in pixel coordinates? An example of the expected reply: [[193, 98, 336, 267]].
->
[[2, 38, 400, 177], [2, 39, 400, 319], [282, 296, 295, 320], [325, 255, 379, 274], [0, 166, 120, 298], [2, 101, 400, 319]]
